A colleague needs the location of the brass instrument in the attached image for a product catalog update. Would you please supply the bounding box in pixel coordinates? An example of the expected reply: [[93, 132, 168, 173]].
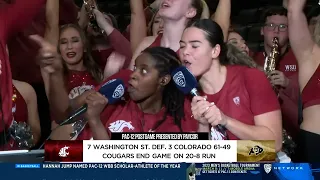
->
[[83, 0, 105, 34], [264, 37, 296, 157], [264, 37, 280, 96], [264, 37, 280, 74]]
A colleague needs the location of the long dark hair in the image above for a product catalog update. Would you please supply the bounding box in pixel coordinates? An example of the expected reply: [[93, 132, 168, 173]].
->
[[188, 19, 256, 68], [142, 47, 185, 132], [58, 24, 103, 82]]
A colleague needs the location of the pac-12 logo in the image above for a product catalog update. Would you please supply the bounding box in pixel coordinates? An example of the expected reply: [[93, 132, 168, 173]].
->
[[264, 164, 272, 174], [112, 84, 124, 99], [249, 145, 264, 156], [173, 71, 186, 87]]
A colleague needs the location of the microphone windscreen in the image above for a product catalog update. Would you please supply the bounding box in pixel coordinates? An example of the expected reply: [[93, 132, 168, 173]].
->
[[171, 66, 198, 95], [99, 79, 125, 104]]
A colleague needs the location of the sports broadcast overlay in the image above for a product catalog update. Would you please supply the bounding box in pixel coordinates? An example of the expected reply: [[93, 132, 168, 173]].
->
[[44, 133, 276, 162], [2, 133, 319, 179]]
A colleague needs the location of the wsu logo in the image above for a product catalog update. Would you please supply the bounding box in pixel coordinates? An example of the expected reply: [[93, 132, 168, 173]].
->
[[173, 71, 186, 87], [108, 120, 135, 132], [112, 84, 124, 99], [69, 85, 94, 99], [285, 65, 297, 72], [58, 146, 70, 157]]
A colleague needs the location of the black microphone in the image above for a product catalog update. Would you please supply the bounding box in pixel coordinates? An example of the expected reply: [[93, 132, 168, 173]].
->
[[38, 79, 125, 149], [171, 66, 226, 133]]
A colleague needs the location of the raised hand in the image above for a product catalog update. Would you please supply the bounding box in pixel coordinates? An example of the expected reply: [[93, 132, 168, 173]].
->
[[29, 35, 63, 74], [284, 0, 307, 12]]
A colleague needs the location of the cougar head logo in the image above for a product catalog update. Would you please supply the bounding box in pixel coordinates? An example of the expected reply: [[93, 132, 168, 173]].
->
[[108, 120, 134, 132]]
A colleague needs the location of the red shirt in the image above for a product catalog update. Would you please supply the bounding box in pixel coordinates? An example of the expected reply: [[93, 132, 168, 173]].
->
[[8, 0, 78, 83], [253, 49, 300, 138], [78, 70, 198, 139], [50, 70, 98, 122], [203, 65, 280, 140], [253, 49, 298, 78], [0, 0, 46, 132], [302, 64, 320, 108], [66, 70, 98, 100], [91, 29, 132, 70]]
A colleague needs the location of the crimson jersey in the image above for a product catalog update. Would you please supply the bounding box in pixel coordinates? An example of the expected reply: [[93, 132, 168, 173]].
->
[[253, 49, 298, 77], [203, 65, 280, 140], [302, 64, 320, 108], [66, 70, 98, 100], [253, 49, 300, 138], [78, 70, 198, 139]]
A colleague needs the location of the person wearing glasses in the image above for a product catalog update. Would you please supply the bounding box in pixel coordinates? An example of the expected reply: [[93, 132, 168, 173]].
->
[[253, 7, 300, 142]]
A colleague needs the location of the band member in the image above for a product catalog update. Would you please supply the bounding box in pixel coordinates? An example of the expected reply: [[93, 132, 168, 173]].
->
[[285, 0, 320, 162], [180, 19, 282, 151], [253, 7, 299, 140], [0, 0, 46, 150]]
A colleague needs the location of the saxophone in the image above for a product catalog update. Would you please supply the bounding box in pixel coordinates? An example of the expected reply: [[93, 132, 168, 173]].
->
[[264, 37, 296, 157], [264, 37, 280, 74], [83, 0, 104, 34], [264, 37, 280, 96]]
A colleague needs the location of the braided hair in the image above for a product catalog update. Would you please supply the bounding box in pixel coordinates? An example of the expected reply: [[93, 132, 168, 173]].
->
[[142, 47, 185, 132]]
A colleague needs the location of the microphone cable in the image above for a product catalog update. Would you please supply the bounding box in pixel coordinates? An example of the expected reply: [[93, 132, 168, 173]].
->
[[38, 111, 86, 149]]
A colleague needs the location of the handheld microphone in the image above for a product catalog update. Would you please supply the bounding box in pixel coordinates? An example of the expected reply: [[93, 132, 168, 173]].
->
[[38, 79, 125, 149], [59, 79, 125, 126], [171, 66, 225, 133]]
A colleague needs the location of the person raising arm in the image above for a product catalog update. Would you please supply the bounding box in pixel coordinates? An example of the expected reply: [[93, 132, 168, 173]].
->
[[284, 0, 320, 162]]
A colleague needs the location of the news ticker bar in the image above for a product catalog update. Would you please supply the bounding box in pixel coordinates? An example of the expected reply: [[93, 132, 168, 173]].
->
[[44, 133, 276, 163], [15, 162, 262, 170]]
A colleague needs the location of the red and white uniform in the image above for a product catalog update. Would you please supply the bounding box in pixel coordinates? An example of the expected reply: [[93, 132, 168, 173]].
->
[[78, 70, 198, 140]]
